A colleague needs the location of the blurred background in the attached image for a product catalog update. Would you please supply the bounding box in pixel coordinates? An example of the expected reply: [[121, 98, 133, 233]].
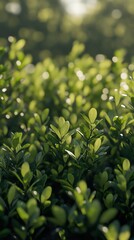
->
[[0, 0, 134, 63]]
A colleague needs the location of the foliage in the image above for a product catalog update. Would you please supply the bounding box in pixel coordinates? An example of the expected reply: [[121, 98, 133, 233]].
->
[[1, 0, 134, 62], [0, 40, 134, 239]]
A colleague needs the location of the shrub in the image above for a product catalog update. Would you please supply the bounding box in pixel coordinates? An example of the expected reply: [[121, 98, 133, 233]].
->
[[0, 39, 134, 239]]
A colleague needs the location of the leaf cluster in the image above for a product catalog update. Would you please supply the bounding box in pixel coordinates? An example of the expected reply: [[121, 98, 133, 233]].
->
[[0, 40, 134, 239]]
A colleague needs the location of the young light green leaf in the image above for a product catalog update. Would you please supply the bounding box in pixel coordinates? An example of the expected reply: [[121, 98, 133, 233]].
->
[[21, 162, 30, 178], [27, 198, 38, 216], [27, 198, 37, 209], [41, 186, 52, 203], [87, 200, 101, 224], [77, 180, 87, 195], [15, 39, 26, 50], [60, 121, 70, 138], [74, 145, 81, 158], [50, 124, 61, 139], [17, 207, 29, 222], [88, 108, 97, 123], [58, 117, 65, 127], [94, 138, 101, 152], [122, 159, 130, 171], [102, 220, 119, 240], [34, 113, 41, 125], [74, 189, 84, 207]]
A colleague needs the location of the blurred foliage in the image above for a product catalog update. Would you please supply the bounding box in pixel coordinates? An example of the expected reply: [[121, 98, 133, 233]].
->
[[82, 0, 134, 61], [0, 0, 134, 62]]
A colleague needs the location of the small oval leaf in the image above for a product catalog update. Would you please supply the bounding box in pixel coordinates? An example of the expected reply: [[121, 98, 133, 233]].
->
[[60, 121, 70, 138], [50, 124, 61, 139], [100, 208, 118, 224], [123, 159, 130, 171], [88, 108, 97, 123], [94, 138, 101, 152], [7, 185, 16, 205], [17, 207, 29, 222], [21, 162, 30, 178], [41, 186, 52, 203]]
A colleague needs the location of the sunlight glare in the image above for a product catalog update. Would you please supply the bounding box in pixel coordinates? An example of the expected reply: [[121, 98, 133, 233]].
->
[[60, 0, 97, 17]]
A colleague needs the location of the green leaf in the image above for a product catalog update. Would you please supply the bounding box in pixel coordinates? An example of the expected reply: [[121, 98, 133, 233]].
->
[[102, 220, 119, 240], [15, 39, 26, 50], [74, 190, 84, 207], [60, 121, 70, 138], [104, 112, 112, 126], [58, 117, 65, 127], [100, 208, 118, 224], [94, 138, 101, 152], [114, 89, 121, 106], [23, 171, 33, 185], [67, 173, 74, 185], [52, 205, 66, 226], [105, 193, 114, 208], [41, 108, 49, 122], [50, 124, 61, 139], [21, 162, 30, 178], [32, 216, 46, 229], [122, 159, 130, 171], [27, 198, 37, 210], [12, 132, 22, 148], [41, 186, 52, 203], [17, 207, 29, 222], [77, 180, 87, 195], [12, 138, 20, 149], [101, 171, 109, 186], [116, 174, 127, 192], [87, 200, 101, 225], [81, 113, 90, 125], [74, 145, 81, 158], [88, 108, 97, 123], [119, 225, 131, 240], [34, 113, 41, 125], [7, 185, 16, 205], [0, 204, 4, 212]]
